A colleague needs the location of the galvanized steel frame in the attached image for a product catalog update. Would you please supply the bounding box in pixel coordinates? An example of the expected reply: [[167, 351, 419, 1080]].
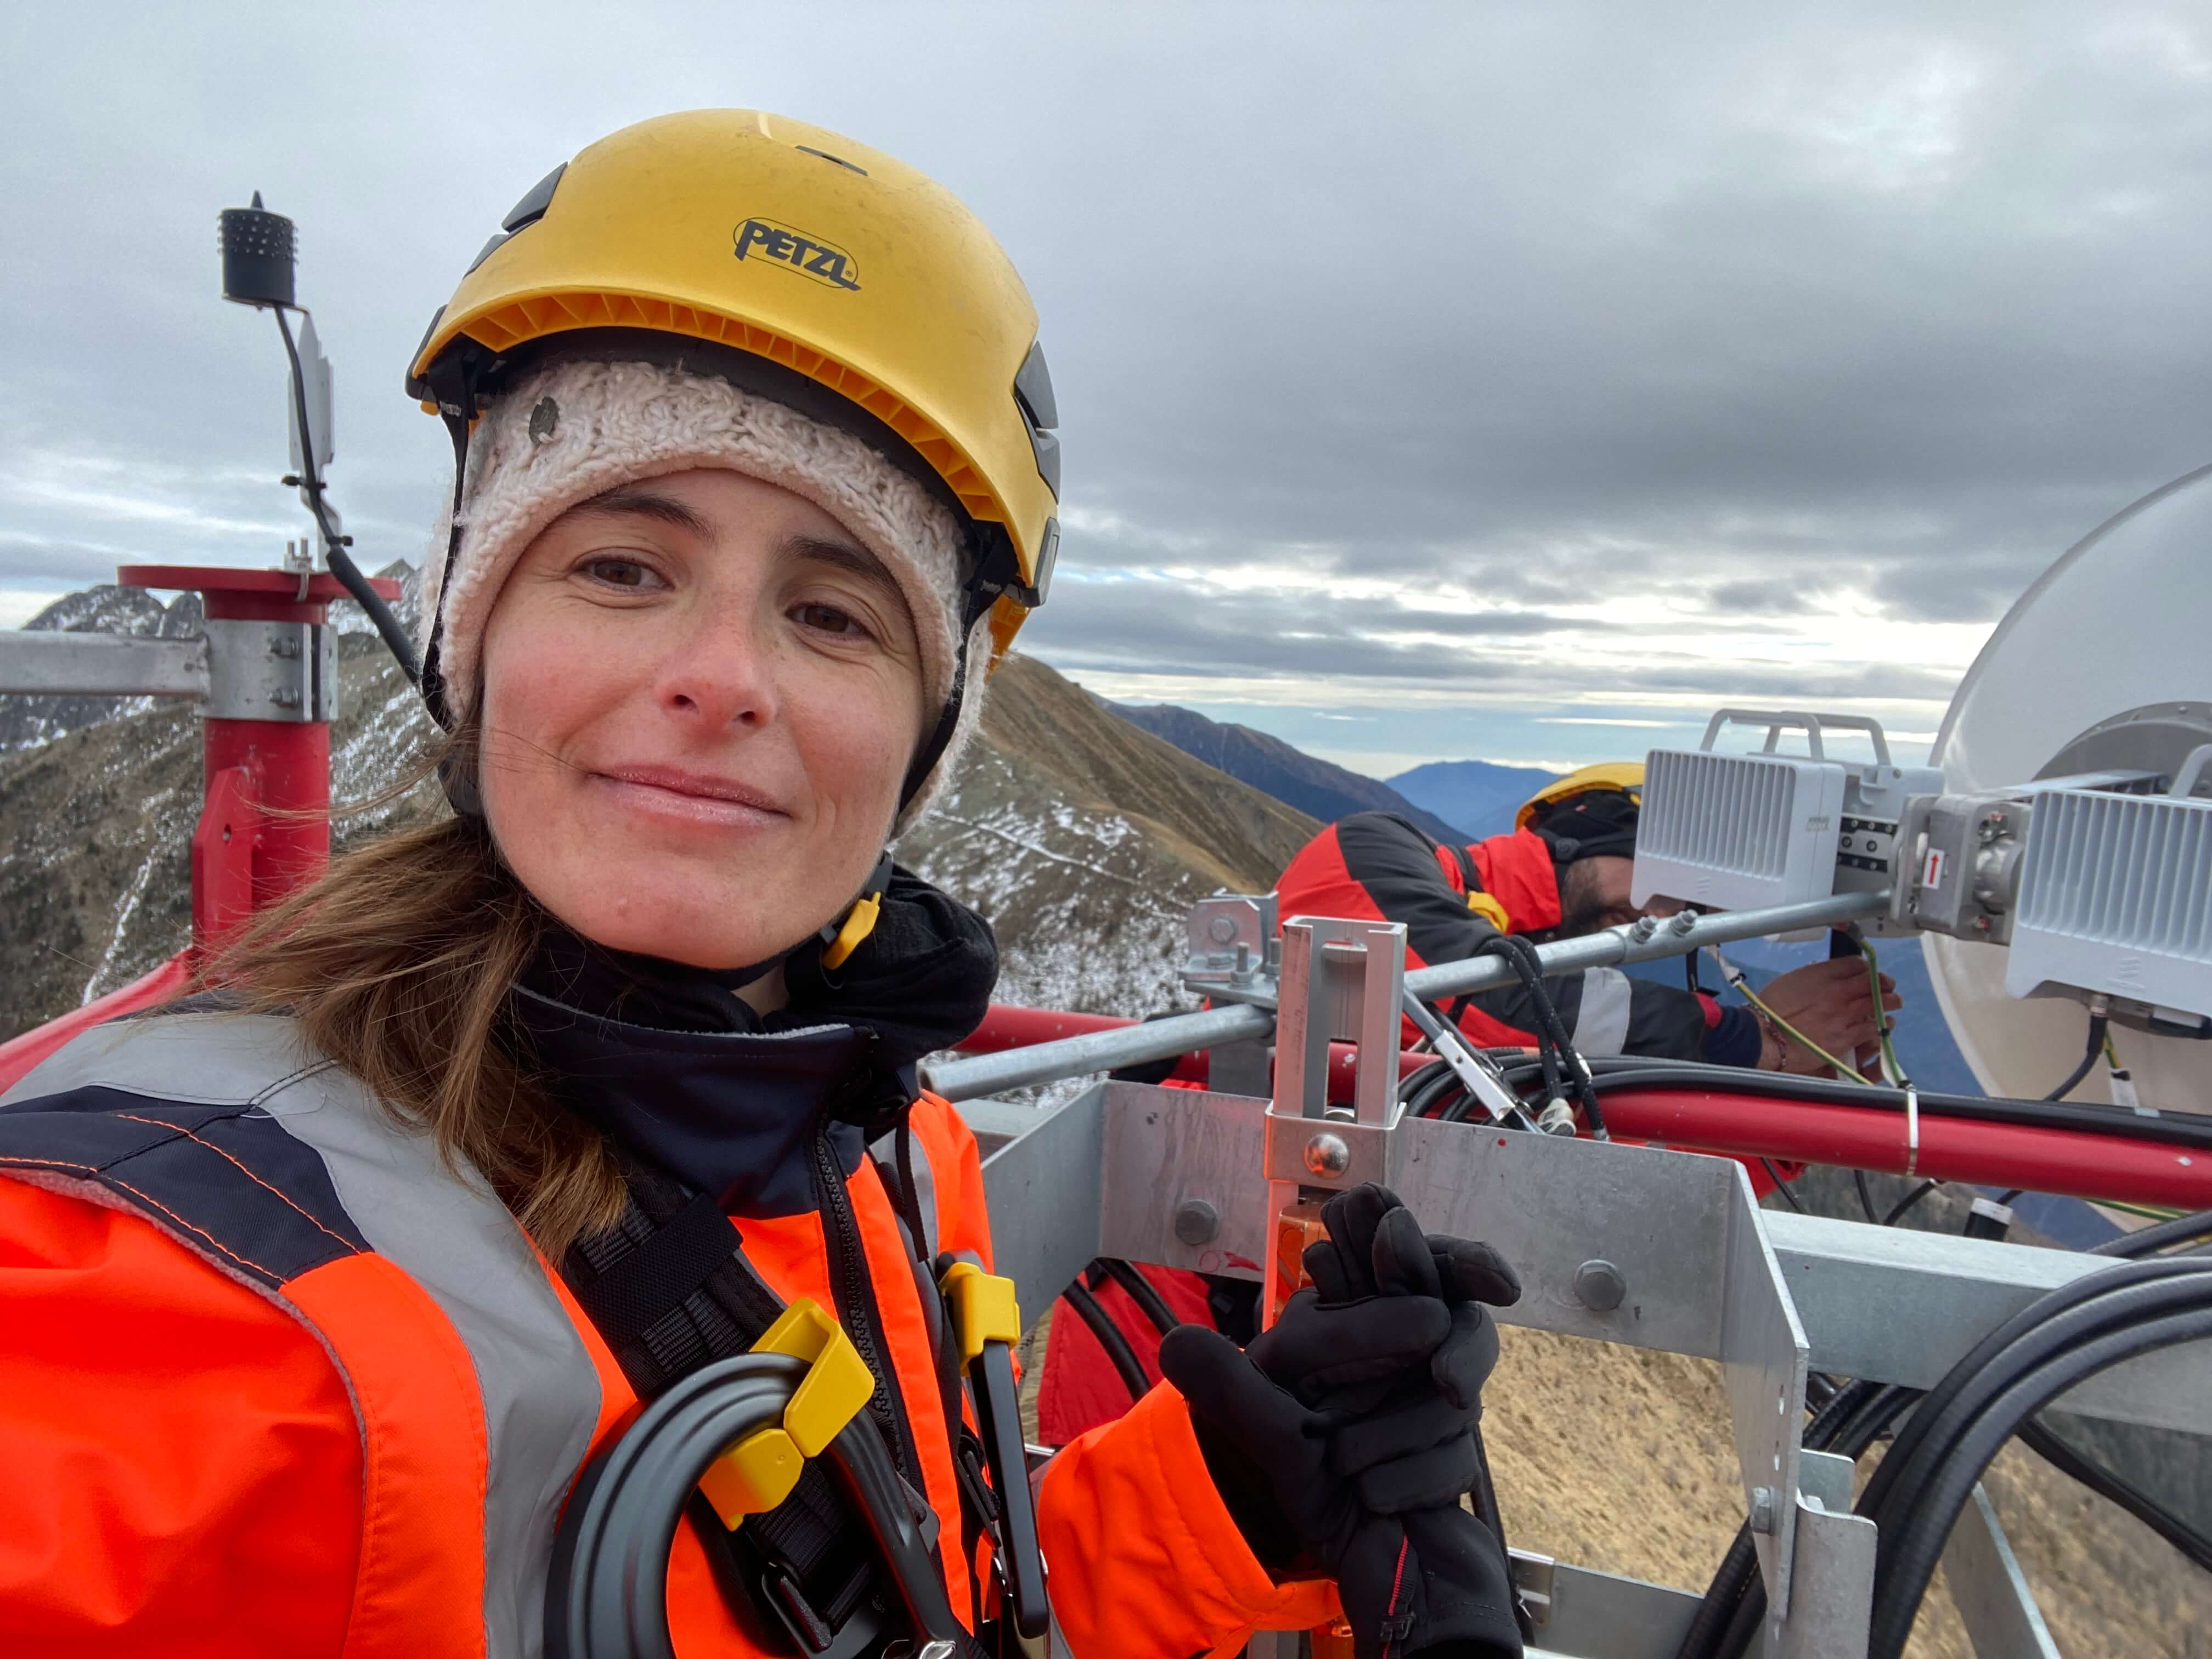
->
[[972, 908, 2202, 1655], [0, 629, 211, 697], [979, 1085, 2165, 1655]]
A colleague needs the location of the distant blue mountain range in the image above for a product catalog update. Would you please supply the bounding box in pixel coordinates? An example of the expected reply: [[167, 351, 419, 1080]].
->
[[1386, 759, 1568, 840]]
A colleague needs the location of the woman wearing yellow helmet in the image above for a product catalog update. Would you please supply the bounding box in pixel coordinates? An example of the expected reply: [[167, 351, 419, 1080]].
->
[[0, 111, 1520, 1659]]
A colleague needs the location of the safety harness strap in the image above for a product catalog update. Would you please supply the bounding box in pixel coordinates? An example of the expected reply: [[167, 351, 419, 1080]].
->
[[567, 1193, 769, 1370], [562, 1168, 921, 1654]]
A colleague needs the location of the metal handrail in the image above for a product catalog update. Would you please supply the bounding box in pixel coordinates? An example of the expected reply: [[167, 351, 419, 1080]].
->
[[922, 889, 1887, 1101]]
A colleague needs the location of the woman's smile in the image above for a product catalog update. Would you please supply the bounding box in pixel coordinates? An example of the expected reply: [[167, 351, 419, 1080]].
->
[[589, 762, 791, 831]]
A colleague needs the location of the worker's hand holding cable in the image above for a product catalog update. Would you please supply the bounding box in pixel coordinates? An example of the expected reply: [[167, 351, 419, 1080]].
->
[[1158, 1184, 1525, 1658], [1749, 957, 1902, 1076]]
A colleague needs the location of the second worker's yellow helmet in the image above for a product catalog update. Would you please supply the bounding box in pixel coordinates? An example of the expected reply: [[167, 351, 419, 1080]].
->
[[1515, 761, 1645, 831]]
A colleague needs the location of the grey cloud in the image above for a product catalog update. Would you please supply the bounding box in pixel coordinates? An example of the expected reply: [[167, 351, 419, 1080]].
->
[[1870, 548, 2057, 623], [0, 539, 164, 585], [1024, 578, 1526, 683], [1705, 577, 1835, 615], [1025, 571, 1956, 706], [4, 0, 2206, 688]]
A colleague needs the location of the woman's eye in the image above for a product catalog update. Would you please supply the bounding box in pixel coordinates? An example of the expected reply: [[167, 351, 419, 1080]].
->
[[794, 601, 872, 639], [580, 556, 660, 590]]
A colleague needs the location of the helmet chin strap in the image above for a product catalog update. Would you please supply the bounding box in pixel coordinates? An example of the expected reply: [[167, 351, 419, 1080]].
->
[[816, 850, 898, 973]]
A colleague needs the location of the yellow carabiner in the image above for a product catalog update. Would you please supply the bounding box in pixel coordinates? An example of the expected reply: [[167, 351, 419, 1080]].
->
[[696, 1298, 876, 1528], [938, 1261, 1022, 1368], [1464, 889, 1511, 933]]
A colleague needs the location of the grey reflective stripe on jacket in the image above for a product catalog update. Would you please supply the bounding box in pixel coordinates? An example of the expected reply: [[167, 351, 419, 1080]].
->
[[1570, 966, 1635, 1057], [1, 1013, 603, 1659]]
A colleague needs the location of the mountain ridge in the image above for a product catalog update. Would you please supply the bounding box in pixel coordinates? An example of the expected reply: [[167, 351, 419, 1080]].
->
[[1105, 699, 1472, 845], [1386, 757, 1568, 841]]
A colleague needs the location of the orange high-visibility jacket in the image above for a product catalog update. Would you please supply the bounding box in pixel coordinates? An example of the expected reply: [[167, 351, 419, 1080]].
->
[[0, 1011, 1332, 1657]]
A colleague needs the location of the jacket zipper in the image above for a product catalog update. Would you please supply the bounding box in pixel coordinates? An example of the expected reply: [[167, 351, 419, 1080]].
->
[[809, 1099, 927, 1490]]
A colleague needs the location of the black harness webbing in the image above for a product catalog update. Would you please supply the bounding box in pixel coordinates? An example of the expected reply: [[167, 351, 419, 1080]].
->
[[1439, 837, 1488, 1034], [566, 1192, 777, 1384], [563, 1166, 919, 1655], [560, 1147, 1007, 1656]]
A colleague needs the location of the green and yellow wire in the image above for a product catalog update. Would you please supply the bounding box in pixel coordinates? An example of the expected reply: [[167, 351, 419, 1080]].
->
[[1708, 932, 1901, 1086], [1853, 934, 1910, 1088], [1726, 936, 2191, 1224], [1711, 946, 1866, 1081]]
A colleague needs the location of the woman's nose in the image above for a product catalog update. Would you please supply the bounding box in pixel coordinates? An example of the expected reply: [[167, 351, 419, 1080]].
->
[[651, 609, 780, 731]]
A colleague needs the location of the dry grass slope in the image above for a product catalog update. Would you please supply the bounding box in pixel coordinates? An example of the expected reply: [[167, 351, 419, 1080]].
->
[[1484, 1324, 2211, 1657], [975, 654, 1318, 895]]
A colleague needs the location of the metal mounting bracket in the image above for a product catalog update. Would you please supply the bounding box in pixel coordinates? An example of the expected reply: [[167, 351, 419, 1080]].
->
[[204, 618, 335, 721]]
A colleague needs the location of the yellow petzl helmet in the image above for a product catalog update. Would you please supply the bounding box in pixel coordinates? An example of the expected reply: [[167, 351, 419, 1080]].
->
[[405, 109, 1059, 758], [1515, 761, 1645, 831]]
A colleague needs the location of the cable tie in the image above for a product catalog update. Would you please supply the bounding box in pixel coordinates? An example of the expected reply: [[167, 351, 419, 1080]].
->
[[1904, 1084, 1921, 1178]]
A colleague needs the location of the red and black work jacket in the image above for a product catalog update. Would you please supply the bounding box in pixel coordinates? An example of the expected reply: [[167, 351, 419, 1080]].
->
[[1276, 811, 1759, 1064], [0, 888, 1328, 1657]]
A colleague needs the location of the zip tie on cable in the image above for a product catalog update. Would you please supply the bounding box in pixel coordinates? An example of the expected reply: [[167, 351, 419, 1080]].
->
[[1904, 1084, 1921, 1178]]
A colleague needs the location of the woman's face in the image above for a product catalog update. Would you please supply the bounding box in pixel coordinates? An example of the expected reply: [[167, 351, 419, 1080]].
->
[[477, 467, 926, 970]]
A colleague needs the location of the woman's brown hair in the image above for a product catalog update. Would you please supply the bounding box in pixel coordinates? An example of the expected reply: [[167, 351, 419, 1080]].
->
[[209, 739, 627, 1256]]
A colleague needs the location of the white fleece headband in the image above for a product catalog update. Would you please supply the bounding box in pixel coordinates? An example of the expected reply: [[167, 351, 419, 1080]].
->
[[422, 358, 989, 833]]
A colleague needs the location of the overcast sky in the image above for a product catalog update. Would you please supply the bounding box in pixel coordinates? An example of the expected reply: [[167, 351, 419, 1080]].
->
[[4, 2, 2208, 776]]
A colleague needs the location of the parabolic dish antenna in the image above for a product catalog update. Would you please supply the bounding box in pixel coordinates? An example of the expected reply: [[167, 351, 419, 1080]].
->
[[1927, 461, 2212, 1111]]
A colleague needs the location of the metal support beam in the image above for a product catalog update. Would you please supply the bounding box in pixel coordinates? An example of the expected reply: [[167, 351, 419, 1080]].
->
[[1513, 1551, 1704, 1658], [1763, 1452, 1875, 1658], [1276, 918, 1404, 1125], [1765, 1497, 1876, 1659], [1403, 890, 1886, 1005], [1767, 1210, 2212, 1435], [976, 1087, 1103, 1336], [1942, 1485, 2062, 1659], [932, 1001, 1272, 1101], [991, 1081, 1812, 1609], [0, 629, 209, 697], [975, 1084, 2212, 1441]]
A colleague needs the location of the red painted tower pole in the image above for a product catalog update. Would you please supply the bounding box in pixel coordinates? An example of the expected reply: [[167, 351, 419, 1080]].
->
[[0, 561, 401, 1089], [119, 564, 401, 957]]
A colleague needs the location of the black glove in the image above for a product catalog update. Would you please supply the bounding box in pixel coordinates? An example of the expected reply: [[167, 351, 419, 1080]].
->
[[1159, 1184, 1523, 1658], [1256, 1184, 1518, 1512]]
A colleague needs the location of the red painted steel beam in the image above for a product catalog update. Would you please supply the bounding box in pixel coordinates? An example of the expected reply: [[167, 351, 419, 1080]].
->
[[1600, 1086, 2212, 1210], [957, 1005, 1136, 1051], [952, 1007, 2208, 1207], [116, 567, 402, 603]]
